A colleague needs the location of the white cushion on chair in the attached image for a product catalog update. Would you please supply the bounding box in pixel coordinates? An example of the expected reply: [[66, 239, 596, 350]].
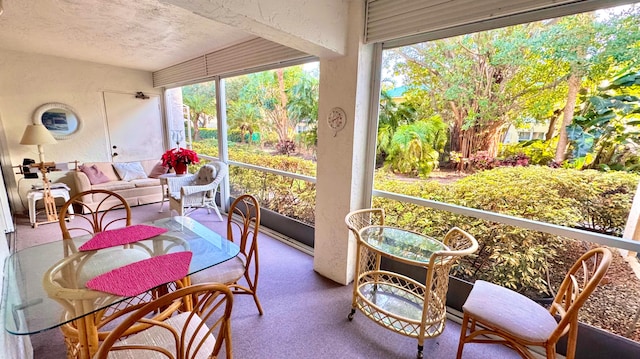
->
[[189, 256, 246, 285], [463, 280, 558, 343], [107, 312, 215, 359]]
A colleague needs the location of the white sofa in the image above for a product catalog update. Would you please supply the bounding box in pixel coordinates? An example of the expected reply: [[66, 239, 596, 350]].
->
[[71, 159, 166, 213]]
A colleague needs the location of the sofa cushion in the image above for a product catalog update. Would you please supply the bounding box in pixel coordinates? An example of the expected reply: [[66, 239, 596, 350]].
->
[[91, 181, 136, 191], [83, 162, 120, 182], [79, 165, 110, 185], [148, 161, 169, 178], [113, 162, 148, 181], [130, 178, 161, 188]]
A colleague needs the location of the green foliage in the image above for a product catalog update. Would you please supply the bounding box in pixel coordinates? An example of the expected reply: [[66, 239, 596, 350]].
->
[[182, 82, 217, 140], [373, 166, 639, 296], [198, 128, 217, 140], [567, 69, 640, 172], [386, 8, 640, 159], [227, 148, 316, 224], [382, 116, 447, 177], [499, 139, 557, 166]]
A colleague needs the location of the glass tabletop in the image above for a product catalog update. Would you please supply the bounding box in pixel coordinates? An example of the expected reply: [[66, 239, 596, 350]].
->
[[359, 226, 448, 263], [2, 216, 239, 335]]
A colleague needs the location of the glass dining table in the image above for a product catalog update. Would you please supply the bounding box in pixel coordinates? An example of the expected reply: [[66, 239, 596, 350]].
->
[[2, 216, 239, 359]]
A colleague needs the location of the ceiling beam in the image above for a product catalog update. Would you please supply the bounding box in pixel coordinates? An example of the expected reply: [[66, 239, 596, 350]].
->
[[163, 0, 348, 58]]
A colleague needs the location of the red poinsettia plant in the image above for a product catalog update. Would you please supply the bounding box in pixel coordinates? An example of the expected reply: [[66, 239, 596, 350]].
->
[[161, 147, 199, 169]]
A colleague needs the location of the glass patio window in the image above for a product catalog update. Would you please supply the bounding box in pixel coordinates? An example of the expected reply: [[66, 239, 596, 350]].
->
[[372, 3, 640, 343]]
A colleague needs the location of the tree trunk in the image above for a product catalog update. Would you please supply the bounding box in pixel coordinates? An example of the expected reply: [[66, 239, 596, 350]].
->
[[545, 109, 562, 141], [276, 69, 289, 142], [192, 112, 202, 141], [554, 73, 580, 163]]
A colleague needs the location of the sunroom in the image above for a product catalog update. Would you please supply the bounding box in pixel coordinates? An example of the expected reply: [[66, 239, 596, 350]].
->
[[0, 1, 639, 358]]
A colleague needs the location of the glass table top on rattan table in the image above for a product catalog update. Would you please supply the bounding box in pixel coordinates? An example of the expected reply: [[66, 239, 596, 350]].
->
[[2, 216, 239, 336], [359, 226, 448, 263]]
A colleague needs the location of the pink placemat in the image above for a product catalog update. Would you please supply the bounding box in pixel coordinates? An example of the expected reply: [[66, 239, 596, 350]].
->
[[86, 251, 193, 297], [79, 224, 169, 251]]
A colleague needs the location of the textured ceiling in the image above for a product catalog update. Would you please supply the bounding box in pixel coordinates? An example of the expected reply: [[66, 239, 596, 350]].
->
[[0, 0, 255, 71]]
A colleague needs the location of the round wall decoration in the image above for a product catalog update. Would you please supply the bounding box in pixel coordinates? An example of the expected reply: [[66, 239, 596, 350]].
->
[[327, 107, 347, 135], [33, 102, 82, 140]]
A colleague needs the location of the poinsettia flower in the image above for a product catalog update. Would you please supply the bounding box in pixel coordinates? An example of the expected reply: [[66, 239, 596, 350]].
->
[[161, 148, 199, 168]]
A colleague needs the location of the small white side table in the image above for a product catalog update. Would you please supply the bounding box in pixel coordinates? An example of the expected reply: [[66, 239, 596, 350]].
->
[[27, 185, 74, 228]]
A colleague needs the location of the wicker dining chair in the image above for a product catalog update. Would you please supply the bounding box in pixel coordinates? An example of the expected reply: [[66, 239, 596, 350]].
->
[[58, 189, 131, 252], [456, 247, 612, 359], [55, 189, 151, 358], [93, 283, 234, 359], [190, 194, 264, 315]]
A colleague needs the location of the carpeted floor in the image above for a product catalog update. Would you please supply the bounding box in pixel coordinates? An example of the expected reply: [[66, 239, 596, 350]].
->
[[14, 203, 520, 359]]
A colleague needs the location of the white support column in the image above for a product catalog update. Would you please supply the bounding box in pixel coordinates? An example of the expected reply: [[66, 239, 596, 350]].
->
[[313, 1, 375, 285], [215, 77, 229, 213]]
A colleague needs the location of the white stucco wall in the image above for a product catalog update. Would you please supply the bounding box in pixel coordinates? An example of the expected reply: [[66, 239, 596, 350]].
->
[[0, 49, 159, 212], [314, 0, 374, 285]]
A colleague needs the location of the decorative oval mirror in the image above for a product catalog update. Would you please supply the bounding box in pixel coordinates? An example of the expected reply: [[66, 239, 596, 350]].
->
[[33, 103, 82, 140]]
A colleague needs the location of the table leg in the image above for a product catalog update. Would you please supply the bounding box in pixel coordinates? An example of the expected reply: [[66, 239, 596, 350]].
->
[[71, 304, 99, 359]]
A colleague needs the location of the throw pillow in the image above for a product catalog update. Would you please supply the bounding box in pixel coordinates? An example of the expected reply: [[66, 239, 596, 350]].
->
[[194, 165, 217, 185], [112, 162, 148, 181], [79, 165, 111, 185], [148, 161, 169, 178]]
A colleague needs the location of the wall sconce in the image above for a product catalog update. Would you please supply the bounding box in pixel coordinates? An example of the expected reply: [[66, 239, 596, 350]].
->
[[135, 92, 149, 99]]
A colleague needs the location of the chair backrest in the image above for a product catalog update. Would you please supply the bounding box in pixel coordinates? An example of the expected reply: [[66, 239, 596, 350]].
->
[[548, 247, 611, 343], [58, 189, 131, 254], [93, 283, 234, 359], [345, 208, 385, 238], [208, 161, 228, 186], [190, 161, 228, 192], [228, 194, 260, 261]]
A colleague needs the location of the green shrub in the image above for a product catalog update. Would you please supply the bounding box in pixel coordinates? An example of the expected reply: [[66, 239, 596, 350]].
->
[[198, 128, 218, 140], [373, 166, 639, 296], [228, 150, 316, 224], [499, 139, 557, 166]]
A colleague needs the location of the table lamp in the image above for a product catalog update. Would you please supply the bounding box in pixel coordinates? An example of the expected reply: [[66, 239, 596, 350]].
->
[[20, 124, 59, 223]]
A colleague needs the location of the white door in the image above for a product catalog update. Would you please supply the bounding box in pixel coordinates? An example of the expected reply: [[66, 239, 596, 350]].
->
[[103, 92, 164, 162]]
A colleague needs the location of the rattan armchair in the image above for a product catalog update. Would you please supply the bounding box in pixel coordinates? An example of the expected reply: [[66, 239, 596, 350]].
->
[[456, 247, 612, 359], [93, 283, 234, 359], [190, 194, 263, 315], [58, 189, 131, 256], [168, 161, 228, 221]]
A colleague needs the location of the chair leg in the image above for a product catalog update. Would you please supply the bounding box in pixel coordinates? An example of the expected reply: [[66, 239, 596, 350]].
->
[[456, 313, 470, 359], [212, 204, 223, 221], [252, 292, 264, 315]]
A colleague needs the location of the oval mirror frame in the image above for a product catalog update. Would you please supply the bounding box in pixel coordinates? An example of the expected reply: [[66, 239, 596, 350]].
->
[[33, 103, 82, 140]]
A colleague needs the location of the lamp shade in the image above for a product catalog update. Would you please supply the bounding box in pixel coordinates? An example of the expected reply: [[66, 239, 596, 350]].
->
[[20, 124, 57, 145]]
